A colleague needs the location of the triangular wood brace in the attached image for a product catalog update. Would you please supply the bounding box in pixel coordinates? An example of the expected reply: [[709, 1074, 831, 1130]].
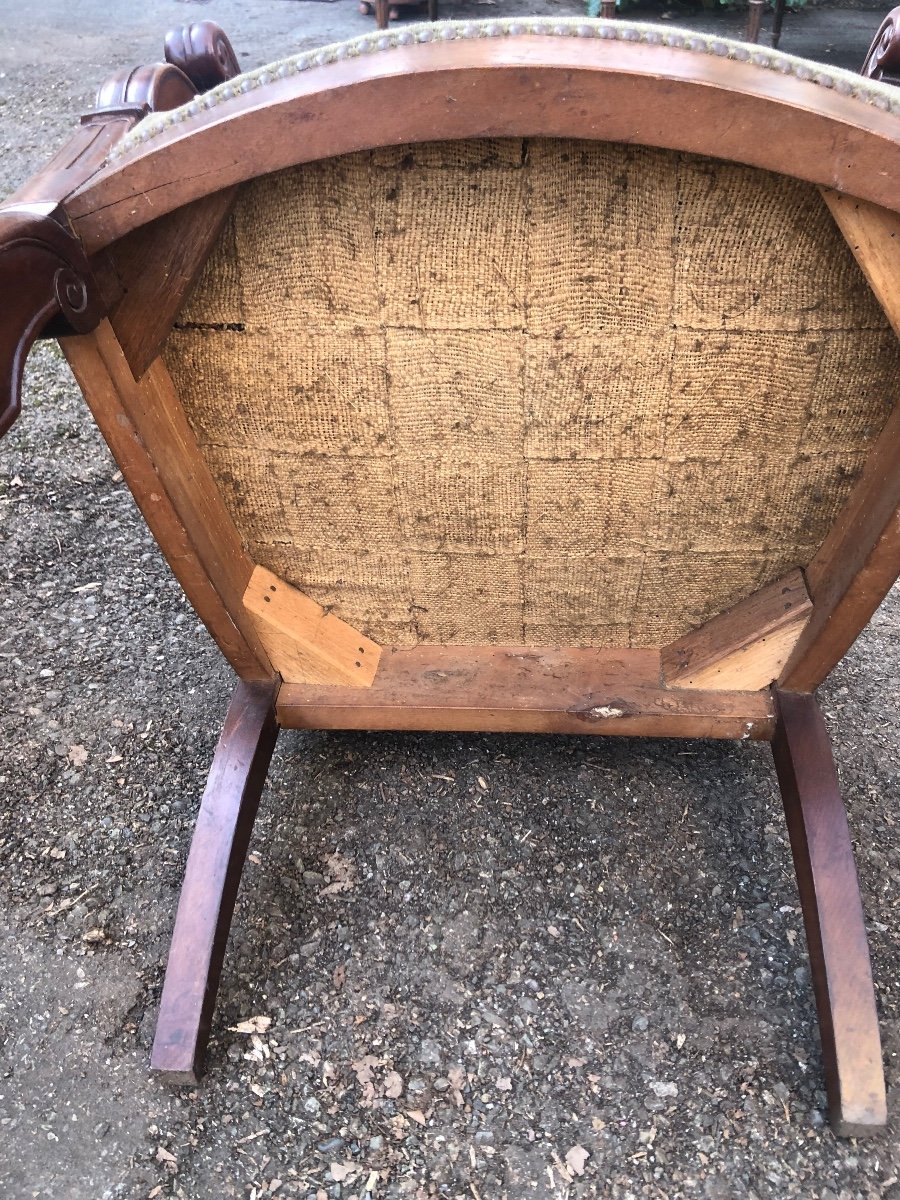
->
[[243, 565, 381, 686], [662, 569, 813, 691]]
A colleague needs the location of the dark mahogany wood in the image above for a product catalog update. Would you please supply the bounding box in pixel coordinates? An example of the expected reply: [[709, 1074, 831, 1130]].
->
[[98, 22, 240, 378], [94, 64, 196, 117], [0, 207, 105, 437], [151, 680, 279, 1083], [0, 21, 240, 438], [863, 5, 900, 83], [771, 691, 886, 1136], [771, 0, 787, 49], [780, 401, 900, 693], [106, 189, 237, 379], [364, 0, 437, 27], [4, 16, 900, 1129], [165, 20, 240, 92], [746, 0, 765, 42], [62, 324, 274, 682]]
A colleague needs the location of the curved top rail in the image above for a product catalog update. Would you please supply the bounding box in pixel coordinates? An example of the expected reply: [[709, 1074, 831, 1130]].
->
[[65, 17, 900, 249]]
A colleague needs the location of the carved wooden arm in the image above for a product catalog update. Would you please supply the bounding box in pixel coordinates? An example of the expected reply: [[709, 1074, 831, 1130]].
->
[[0, 20, 239, 438], [862, 5, 900, 84]]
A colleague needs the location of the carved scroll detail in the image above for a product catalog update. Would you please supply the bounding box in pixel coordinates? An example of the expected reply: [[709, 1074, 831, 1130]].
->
[[862, 6, 900, 85], [95, 63, 197, 117], [0, 209, 104, 436], [0, 21, 239, 439], [165, 21, 241, 92], [95, 21, 240, 115]]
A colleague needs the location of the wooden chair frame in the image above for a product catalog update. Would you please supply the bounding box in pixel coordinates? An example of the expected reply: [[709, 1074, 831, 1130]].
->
[[3, 14, 900, 1136]]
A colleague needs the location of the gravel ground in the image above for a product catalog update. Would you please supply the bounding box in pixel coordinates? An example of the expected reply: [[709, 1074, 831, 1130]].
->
[[2, 2, 900, 1197]]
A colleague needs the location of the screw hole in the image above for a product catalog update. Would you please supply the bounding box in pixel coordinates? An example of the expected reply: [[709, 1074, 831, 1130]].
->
[[263, 596, 271, 603], [358, 647, 365, 654], [355, 661, 362, 668], [269, 585, 277, 592]]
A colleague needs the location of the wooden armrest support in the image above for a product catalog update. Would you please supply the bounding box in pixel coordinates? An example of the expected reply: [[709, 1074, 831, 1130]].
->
[[0, 207, 104, 437], [0, 20, 240, 438], [862, 5, 900, 84]]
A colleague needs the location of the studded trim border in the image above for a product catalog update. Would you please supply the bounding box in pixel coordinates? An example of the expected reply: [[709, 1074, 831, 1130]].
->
[[109, 16, 900, 161]]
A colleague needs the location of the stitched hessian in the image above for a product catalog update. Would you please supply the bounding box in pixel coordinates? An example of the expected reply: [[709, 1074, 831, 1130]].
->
[[164, 139, 900, 648]]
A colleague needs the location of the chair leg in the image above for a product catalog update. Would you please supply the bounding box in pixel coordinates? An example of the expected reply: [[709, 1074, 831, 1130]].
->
[[151, 679, 279, 1084], [375, 0, 390, 30], [771, 689, 886, 1136], [771, 0, 787, 48], [746, 0, 765, 43]]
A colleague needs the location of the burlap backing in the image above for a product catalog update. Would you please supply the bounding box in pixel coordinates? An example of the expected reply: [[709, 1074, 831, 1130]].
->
[[164, 139, 899, 647]]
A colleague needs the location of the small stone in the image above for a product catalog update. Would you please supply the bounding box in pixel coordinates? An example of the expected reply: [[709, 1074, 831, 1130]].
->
[[417, 1038, 442, 1064], [632, 1015, 649, 1032], [317, 1136, 345, 1155]]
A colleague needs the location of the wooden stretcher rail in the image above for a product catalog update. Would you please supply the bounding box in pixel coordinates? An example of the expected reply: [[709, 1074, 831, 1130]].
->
[[65, 38, 900, 251], [276, 646, 775, 739]]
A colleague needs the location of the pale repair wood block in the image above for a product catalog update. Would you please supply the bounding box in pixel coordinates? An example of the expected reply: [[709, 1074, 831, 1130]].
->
[[244, 565, 381, 686], [662, 569, 812, 691]]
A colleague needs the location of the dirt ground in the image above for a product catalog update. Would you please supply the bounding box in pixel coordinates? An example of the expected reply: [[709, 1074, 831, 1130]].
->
[[2, 1, 900, 1197]]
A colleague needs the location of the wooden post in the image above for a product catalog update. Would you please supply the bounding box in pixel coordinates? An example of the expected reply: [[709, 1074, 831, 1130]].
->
[[771, 0, 787, 48], [746, 0, 765, 43], [771, 690, 886, 1136], [151, 680, 279, 1083]]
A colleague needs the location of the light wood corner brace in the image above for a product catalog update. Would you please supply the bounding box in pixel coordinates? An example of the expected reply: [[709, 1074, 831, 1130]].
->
[[662, 569, 813, 691], [243, 565, 381, 686]]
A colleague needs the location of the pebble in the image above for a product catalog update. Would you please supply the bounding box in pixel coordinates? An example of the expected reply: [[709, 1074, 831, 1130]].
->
[[317, 1137, 345, 1155], [417, 1037, 442, 1064]]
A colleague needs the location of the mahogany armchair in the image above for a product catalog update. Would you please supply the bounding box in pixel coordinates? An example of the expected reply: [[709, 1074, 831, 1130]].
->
[[3, 12, 900, 1137]]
